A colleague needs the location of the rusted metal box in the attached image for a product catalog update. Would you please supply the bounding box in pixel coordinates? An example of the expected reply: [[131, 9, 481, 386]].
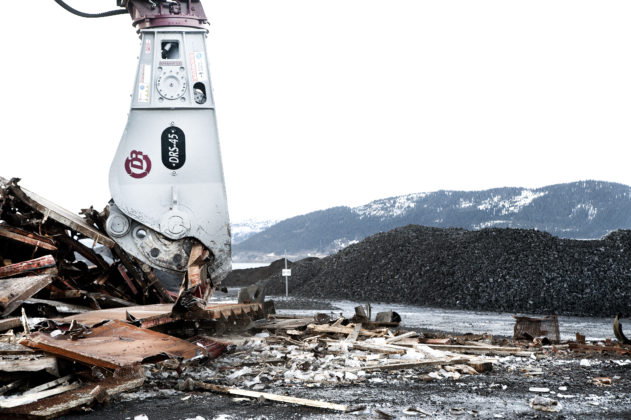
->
[[513, 315, 560, 343]]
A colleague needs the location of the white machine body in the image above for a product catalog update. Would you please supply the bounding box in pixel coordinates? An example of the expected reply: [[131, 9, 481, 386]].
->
[[107, 27, 231, 282]]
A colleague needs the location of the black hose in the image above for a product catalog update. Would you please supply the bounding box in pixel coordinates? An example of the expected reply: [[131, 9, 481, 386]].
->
[[54, 0, 128, 18]]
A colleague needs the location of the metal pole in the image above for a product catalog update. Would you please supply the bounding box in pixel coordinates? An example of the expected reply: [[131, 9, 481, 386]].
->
[[284, 253, 288, 297]]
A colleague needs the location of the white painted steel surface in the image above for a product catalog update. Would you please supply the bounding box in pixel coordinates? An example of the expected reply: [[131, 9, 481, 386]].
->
[[108, 27, 230, 280]]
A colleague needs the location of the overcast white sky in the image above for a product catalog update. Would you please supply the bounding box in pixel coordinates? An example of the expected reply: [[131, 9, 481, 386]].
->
[[1, 1, 630, 222]]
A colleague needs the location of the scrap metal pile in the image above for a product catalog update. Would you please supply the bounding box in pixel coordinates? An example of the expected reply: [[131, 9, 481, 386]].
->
[[0, 178, 267, 418], [0, 177, 176, 316]]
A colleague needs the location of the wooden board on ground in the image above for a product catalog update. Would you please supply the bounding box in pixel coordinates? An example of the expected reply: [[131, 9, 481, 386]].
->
[[250, 317, 314, 332], [194, 382, 351, 412], [307, 323, 382, 337], [345, 357, 470, 372]]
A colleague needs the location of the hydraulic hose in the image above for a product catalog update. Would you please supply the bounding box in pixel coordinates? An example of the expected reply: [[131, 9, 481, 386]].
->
[[54, 0, 128, 18]]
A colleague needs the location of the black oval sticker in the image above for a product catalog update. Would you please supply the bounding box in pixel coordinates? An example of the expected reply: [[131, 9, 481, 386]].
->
[[161, 126, 186, 170]]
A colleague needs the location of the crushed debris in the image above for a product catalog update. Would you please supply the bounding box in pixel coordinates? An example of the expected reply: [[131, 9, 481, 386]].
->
[[1, 180, 631, 418], [0, 179, 267, 418]]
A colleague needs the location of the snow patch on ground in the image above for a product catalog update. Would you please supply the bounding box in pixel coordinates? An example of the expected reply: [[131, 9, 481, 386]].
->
[[231, 219, 277, 244], [477, 190, 547, 214], [571, 203, 598, 221], [353, 193, 428, 219]]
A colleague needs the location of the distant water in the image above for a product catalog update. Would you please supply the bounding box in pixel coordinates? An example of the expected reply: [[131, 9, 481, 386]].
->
[[232, 262, 269, 270]]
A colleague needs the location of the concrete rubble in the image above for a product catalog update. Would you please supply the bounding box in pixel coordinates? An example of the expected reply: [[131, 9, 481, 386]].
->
[[0, 179, 631, 418]]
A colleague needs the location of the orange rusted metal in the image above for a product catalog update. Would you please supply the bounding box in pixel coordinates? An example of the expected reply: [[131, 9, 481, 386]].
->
[[61, 302, 264, 328], [568, 342, 631, 355], [20, 320, 205, 369], [0, 255, 57, 279], [0, 225, 57, 251], [513, 315, 560, 343]]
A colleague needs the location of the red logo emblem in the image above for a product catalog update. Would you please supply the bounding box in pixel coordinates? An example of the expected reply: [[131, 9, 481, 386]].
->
[[125, 150, 152, 179]]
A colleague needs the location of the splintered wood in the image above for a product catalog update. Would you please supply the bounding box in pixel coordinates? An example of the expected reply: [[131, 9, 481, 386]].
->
[[0, 177, 186, 324], [194, 382, 351, 412], [0, 274, 53, 316]]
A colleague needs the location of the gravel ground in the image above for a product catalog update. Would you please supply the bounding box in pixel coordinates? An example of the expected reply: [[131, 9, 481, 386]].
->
[[56, 295, 631, 420], [58, 346, 631, 420]]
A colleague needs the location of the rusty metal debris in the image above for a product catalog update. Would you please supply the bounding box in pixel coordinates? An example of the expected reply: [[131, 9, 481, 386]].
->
[[20, 320, 209, 370], [0, 177, 175, 310], [513, 314, 560, 343], [613, 313, 631, 345], [0, 179, 270, 418]]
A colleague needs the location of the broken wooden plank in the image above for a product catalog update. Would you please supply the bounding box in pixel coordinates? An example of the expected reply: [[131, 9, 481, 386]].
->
[[346, 357, 469, 372], [47, 290, 135, 309], [142, 264, 176, 304], [424, 343, 532, 356], [117, 264, 138, 294], [54, 233, 109, 270], [307, 323, 381, 337], [9, 182, 115, 248], [0, 380, 24, 397], [0, 256, 56, 279], [467, 360, 494, 373], [346, 323, 362, 342], [0, 274, 54, 316], [250, 317, 313, 331], [194, 382, 350, 412], [49, 290, 82, 300], [420, 338, 452, 345], [112, 245, 151, 301], [21, 308, 30, 334], [23, 375, 73, 395], [22, 298, 92, 315], [568, 342, 631, 355], [2, 369, 145, 418], [331, 317, 345, 327], [0, 317, 21, 332], [0, 342, 35, 355], [0, 225, 57, 251], [0, 382, 81, 409], [0, 356, 59, 376], [89, 292, 136, 308], [445, 364, 479, 375], [351, 342, 407, 355], [385, 331, 418, 344]]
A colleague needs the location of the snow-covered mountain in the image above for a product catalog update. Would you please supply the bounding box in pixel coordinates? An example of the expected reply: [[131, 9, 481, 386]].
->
[[234, 181, 631, 261], [231, 219, 277, 244]]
